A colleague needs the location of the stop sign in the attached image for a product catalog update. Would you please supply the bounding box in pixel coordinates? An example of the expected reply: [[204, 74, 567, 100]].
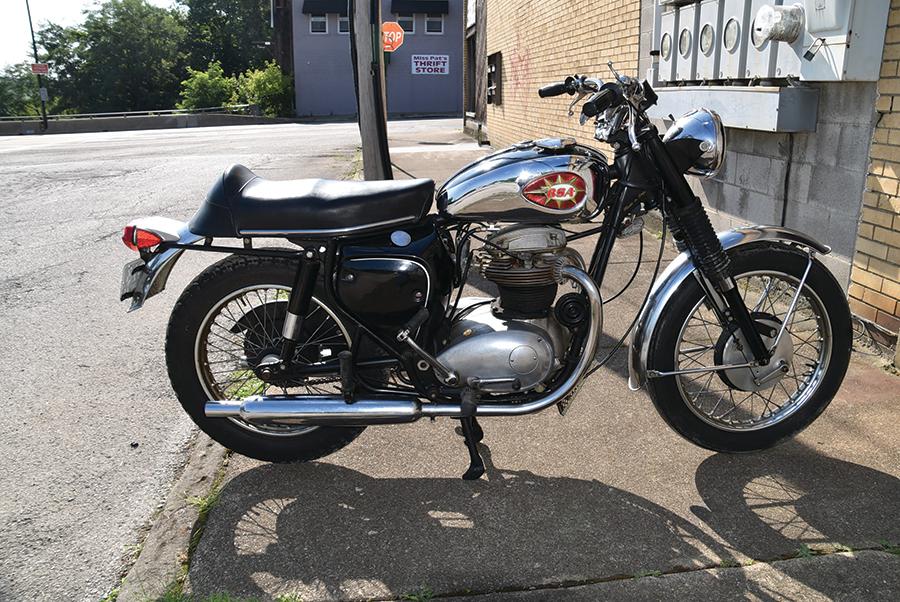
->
[[382, 21, 405, 52]]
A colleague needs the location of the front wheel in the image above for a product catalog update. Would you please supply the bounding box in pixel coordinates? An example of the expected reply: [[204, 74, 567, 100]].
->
[[646, 243, 851, 452]]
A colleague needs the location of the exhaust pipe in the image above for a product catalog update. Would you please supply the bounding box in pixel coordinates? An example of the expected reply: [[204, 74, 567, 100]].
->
[[205, 266, 602, 425]]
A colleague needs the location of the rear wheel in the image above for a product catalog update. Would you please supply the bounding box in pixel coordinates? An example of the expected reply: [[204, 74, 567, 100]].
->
[[646, 243, 851, 452], [167, 254, 365, 463]]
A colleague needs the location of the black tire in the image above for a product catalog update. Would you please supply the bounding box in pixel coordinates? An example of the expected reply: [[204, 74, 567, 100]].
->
[[646, 243, 852, 453], [166, 254, 365, 463]]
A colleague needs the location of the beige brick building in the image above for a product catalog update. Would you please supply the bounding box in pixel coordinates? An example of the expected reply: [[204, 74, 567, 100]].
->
[[849, 0, 900, 361], [480, 0, 641, 149], [464, 0, 900, 363]]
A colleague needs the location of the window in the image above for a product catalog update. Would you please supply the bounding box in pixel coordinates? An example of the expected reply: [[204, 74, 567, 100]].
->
[[425, 13, 443, 34], [310, 13, 327, 34], [397, 13, 414, 33], [487, 52, 502, 105], [338, 15, 349, 34]]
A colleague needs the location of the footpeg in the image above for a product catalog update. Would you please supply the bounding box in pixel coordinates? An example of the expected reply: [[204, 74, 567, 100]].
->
[[460, 416, 485, 480]]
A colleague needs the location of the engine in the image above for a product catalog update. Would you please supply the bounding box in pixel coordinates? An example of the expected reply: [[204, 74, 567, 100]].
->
[[476, 225, 569, 317], [434, 226, 586, 394]]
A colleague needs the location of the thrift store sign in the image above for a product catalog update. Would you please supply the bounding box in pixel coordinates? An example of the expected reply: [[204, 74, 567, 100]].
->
[[411, 55, 449, 75]]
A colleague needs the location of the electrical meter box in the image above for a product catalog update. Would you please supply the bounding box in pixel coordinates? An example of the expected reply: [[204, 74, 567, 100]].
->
[[676, 2, 701, 80], [745, 0, 781, 78], [656, 0, 890, 83], [659, 8, 680, 83], [719, 0, 752, 79], [696, 0, 724, 80], [775, 0, 891, 81]]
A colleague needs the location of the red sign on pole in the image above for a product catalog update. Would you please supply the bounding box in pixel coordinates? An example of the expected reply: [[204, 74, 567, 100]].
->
[[382, 22, 405, 52], [31, 63, 49, 75]]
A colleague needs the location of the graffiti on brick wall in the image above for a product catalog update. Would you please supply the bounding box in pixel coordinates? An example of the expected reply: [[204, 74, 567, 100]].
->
[[507, 32, 531, 100]]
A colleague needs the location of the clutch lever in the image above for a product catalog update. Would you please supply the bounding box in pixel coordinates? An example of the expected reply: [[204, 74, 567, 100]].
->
[[567, 91, 587, 117]]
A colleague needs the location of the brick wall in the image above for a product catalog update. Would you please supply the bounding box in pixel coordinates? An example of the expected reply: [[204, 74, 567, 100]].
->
[[483, 0, 641, 149], [849, 0, 900, 342]]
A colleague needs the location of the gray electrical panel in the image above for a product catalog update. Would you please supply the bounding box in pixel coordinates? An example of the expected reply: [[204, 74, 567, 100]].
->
[[655, 0, 891, 83]]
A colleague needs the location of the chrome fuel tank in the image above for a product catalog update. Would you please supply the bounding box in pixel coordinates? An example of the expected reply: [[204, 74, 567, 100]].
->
[[437, 138, 610, 223]]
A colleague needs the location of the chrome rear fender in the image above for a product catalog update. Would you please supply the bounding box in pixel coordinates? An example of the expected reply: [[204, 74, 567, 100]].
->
[[627, 225, 831, 390], [124, 217, 203, 312]]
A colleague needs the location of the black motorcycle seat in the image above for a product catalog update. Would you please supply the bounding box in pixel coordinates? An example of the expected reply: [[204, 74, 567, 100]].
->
[[189, 164, 435, 238]]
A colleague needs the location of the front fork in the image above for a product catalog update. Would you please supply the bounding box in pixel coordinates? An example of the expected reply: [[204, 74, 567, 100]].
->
[[643, 130, 772, 364]]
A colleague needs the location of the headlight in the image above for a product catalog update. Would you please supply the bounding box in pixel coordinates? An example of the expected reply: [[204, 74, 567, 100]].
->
[[662, 108, 726, 179]]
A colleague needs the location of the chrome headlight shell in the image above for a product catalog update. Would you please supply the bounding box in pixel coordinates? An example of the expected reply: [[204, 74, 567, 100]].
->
[[662, 108, 726, 179]]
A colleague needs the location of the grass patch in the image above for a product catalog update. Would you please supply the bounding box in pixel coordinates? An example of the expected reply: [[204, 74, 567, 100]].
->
[[632, 570, 662, 579], [158, 453, 232, 600], [795, 544, 818, 559], [401, 586, 435, 601], [718, 558, 741, 568], [880, 540, 900, 555]]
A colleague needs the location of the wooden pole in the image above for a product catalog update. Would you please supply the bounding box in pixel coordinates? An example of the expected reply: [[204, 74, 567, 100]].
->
[[349, 0, 392, 180]]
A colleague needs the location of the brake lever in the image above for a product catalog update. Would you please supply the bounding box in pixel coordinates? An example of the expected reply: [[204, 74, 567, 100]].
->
[[627, 105, 641, 151], [567, 91, 587, 117]]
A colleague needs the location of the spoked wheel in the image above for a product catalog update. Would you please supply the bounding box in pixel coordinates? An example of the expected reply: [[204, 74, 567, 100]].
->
[[167, 255, 366, 463], [195, 284, 349, 437], [646, 243, 851, 452]]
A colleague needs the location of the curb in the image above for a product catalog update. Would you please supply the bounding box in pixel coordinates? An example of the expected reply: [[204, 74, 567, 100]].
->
[[117, 433, 227, 602]]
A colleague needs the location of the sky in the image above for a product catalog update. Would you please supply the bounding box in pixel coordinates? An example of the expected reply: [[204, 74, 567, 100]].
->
[[1, 0, 175, 68]]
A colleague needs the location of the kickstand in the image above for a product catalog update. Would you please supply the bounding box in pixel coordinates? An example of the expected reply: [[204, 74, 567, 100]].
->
[[458, 387, 485, 480], [460, 417, 485, 480]]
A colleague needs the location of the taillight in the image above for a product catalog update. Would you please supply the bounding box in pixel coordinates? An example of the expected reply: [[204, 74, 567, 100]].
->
[[122, 225, 164, 251]]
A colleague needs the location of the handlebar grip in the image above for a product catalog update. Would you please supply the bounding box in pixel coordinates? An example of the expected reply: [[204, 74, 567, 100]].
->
[[581, 87, 621, 117], [538, 80, 573, 98]]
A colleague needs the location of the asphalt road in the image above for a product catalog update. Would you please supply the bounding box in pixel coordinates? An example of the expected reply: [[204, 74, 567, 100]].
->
[[0, 120, 459, 601]]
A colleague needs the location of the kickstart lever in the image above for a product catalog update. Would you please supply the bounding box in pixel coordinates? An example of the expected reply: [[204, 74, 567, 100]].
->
[[396, 308, 460, 386]]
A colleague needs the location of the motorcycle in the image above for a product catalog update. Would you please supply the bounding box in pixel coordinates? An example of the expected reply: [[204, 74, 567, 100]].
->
[[120, 64, 851, 480]]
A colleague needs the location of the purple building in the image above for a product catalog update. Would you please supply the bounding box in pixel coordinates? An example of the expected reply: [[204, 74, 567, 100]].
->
[[290, 0, 463, 117]]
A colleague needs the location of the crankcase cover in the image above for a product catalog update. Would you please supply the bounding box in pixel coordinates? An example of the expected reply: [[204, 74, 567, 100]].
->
[[436, 328, 554, 392], [437, 140, 609, 223]]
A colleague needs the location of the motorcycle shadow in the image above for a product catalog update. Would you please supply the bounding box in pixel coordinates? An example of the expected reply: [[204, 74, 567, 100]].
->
[[693, 441, 900, 560], [188, 444, 727, 599], [187, 442, 900, 601]]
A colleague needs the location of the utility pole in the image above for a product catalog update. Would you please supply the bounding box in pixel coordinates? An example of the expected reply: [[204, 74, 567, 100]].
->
[[349, 0, 392, 180], [25, 0, 49, 130]]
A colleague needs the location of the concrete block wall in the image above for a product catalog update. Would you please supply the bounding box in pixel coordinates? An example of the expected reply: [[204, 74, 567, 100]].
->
[[483, 0, 642, 150], [690, 81, 878, 289], [848, 0, 900, 343]]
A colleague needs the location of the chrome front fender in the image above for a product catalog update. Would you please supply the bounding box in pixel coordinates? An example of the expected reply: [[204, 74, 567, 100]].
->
[[627, 225, 830, 390]]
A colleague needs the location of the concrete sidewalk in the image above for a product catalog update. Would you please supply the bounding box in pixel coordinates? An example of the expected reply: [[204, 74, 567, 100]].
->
[[183, 124, 900, 601]]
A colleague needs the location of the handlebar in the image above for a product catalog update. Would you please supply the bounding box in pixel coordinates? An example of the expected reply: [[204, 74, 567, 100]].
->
[[538, 78, 576, 98]]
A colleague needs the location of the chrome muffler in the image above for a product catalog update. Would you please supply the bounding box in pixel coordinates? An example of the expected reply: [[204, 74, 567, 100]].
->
[[204, 266, 602, 425]]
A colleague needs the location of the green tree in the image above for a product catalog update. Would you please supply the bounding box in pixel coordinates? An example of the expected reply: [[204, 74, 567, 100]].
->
[[235, 60, 293, 117], [35, 23, 87, 113], [177, 61, 238, 109], [178, 0, 272, 76], [0, 64, 40, 116], [78, 0, 187, 111], [36, 0, 187, 113]]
